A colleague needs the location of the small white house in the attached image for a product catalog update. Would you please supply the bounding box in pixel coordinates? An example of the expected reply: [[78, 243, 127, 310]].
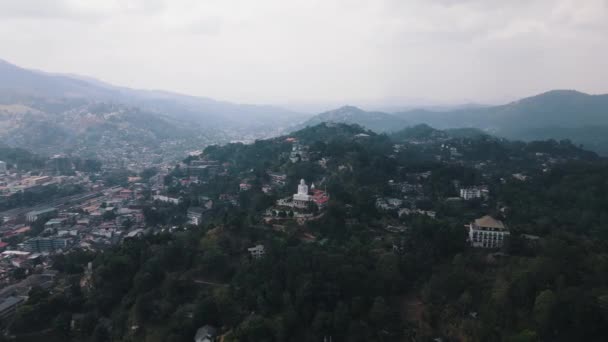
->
[[247, 244, 265, 259]]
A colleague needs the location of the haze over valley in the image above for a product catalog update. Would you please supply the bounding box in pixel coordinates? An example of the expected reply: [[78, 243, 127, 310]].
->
[[1, 1, 608, 342], [2, 58, 608, 165]]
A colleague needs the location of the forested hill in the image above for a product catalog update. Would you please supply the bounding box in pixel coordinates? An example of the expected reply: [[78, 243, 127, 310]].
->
[[0, 145, 102, 173], [389, 124, 488, 141], [12, 123, 608, 342], [295, 106, 409, 133], [396, 90, 608, 154], [0, 59, 305, 161], [389, 124, 598, 163], [296, 90, 608, 155]]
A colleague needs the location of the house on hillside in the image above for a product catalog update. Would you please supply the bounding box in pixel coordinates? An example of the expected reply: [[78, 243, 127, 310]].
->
[[194, 324, 217, 342], [468, 215, 509, 248], [459, 186, 489, 200], [187, 207, 206, 226], [247, 245, 265, 259]]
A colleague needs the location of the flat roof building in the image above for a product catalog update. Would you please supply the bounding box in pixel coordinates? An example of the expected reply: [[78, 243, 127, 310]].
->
[[23, 237, 70, 253], [25, 208, 57, 223], [0, 296, 26, 320], [247, 244, 265, 259], [468, 215, 510, 249]]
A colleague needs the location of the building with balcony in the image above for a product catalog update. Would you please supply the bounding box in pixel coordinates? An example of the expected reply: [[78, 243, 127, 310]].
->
[[468, 215, 509, 248]]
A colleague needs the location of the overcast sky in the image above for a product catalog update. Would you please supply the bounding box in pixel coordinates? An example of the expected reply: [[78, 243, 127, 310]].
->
[[0, 0, 607, 109]]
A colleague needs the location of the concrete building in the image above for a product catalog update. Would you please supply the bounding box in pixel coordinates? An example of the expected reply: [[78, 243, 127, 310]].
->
[[23, 176, 52, 187], [0, 296, 26, 320], [194, 325, 217, 342], [44, 218, 67, 229], [289, 143, 308, 163], [267, 172, 287, 186], [23, 237, 70, 253], [125, 229, 144, 239], [460, 186, 488, 200], [152, 195, 181, 204], [468, 215, 509, 248], [247, 244, 265, 259], [187, 207, 205, 225], [25, 208, 57, 223]]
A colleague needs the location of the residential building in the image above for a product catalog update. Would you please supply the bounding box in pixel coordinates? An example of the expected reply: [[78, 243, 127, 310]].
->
[[152, 195, 181, 204], [268, 172, 287, 186], [125, 229, 144, 239], [194, 325, 217, 342], [512, 173, 529, 181], [187, 160, 220, 176], [387, 198, 403, 207], [460, 186, 489, 200], [289, 143, 308, 163], [376, 197, 402, 211], [23, 237, 70, 253], [25, 208, 57, 223], [44, 218, 67, 229], [187, 207, 205, 225], [0, 296, 25, 320], [247, 244, 265, 259], [22, 176, 52, 187], [468, 215, 510, 248]]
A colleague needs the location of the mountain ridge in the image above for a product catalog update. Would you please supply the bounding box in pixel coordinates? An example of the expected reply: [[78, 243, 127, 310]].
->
[[0, 58, 306, 129], [298, 89, 608, 154], [295, 105, 409, 133]]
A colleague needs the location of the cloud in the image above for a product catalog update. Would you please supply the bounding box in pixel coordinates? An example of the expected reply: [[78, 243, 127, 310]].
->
[[0, 0, 167, 20], [0, 0, 606, 105], [0, 0, 76, 19]]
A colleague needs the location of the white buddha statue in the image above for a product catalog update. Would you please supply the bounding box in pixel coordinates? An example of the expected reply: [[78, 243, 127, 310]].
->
[[293, 179, 310, 202]]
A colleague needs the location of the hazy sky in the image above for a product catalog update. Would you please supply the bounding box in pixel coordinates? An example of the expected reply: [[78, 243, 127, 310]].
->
[[1, 0, 607, 108]]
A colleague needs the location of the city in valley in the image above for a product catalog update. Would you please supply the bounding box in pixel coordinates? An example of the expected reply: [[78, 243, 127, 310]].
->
[[1, 1, 608, 341], [0, 119, 603, 341]]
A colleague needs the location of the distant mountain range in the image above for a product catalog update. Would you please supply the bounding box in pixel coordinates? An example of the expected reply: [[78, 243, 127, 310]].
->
[[0, 59, 304, 130], [390, 124, 489, 142], [0, 59, 307, 161], [295, 105, 409, 133], [298, 90, 608, 154], [3, 58, 608, 157]]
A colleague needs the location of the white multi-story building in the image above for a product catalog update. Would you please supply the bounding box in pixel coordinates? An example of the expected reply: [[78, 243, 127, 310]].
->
[[468, 215, 509, 248], [187, 207, 205, 225], [247, 244, 265, 259], [25, 207, 57, 223], [460, 186, 489, 200], [153, 195, 181, 204]]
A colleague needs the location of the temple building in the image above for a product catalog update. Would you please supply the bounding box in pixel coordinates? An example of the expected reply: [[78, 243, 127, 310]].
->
[[275, 179, 329, 210]]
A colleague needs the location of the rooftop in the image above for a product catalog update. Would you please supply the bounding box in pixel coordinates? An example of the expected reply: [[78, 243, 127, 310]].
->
[[474, 215, 506, 230], [0, 296, 25, 312]]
